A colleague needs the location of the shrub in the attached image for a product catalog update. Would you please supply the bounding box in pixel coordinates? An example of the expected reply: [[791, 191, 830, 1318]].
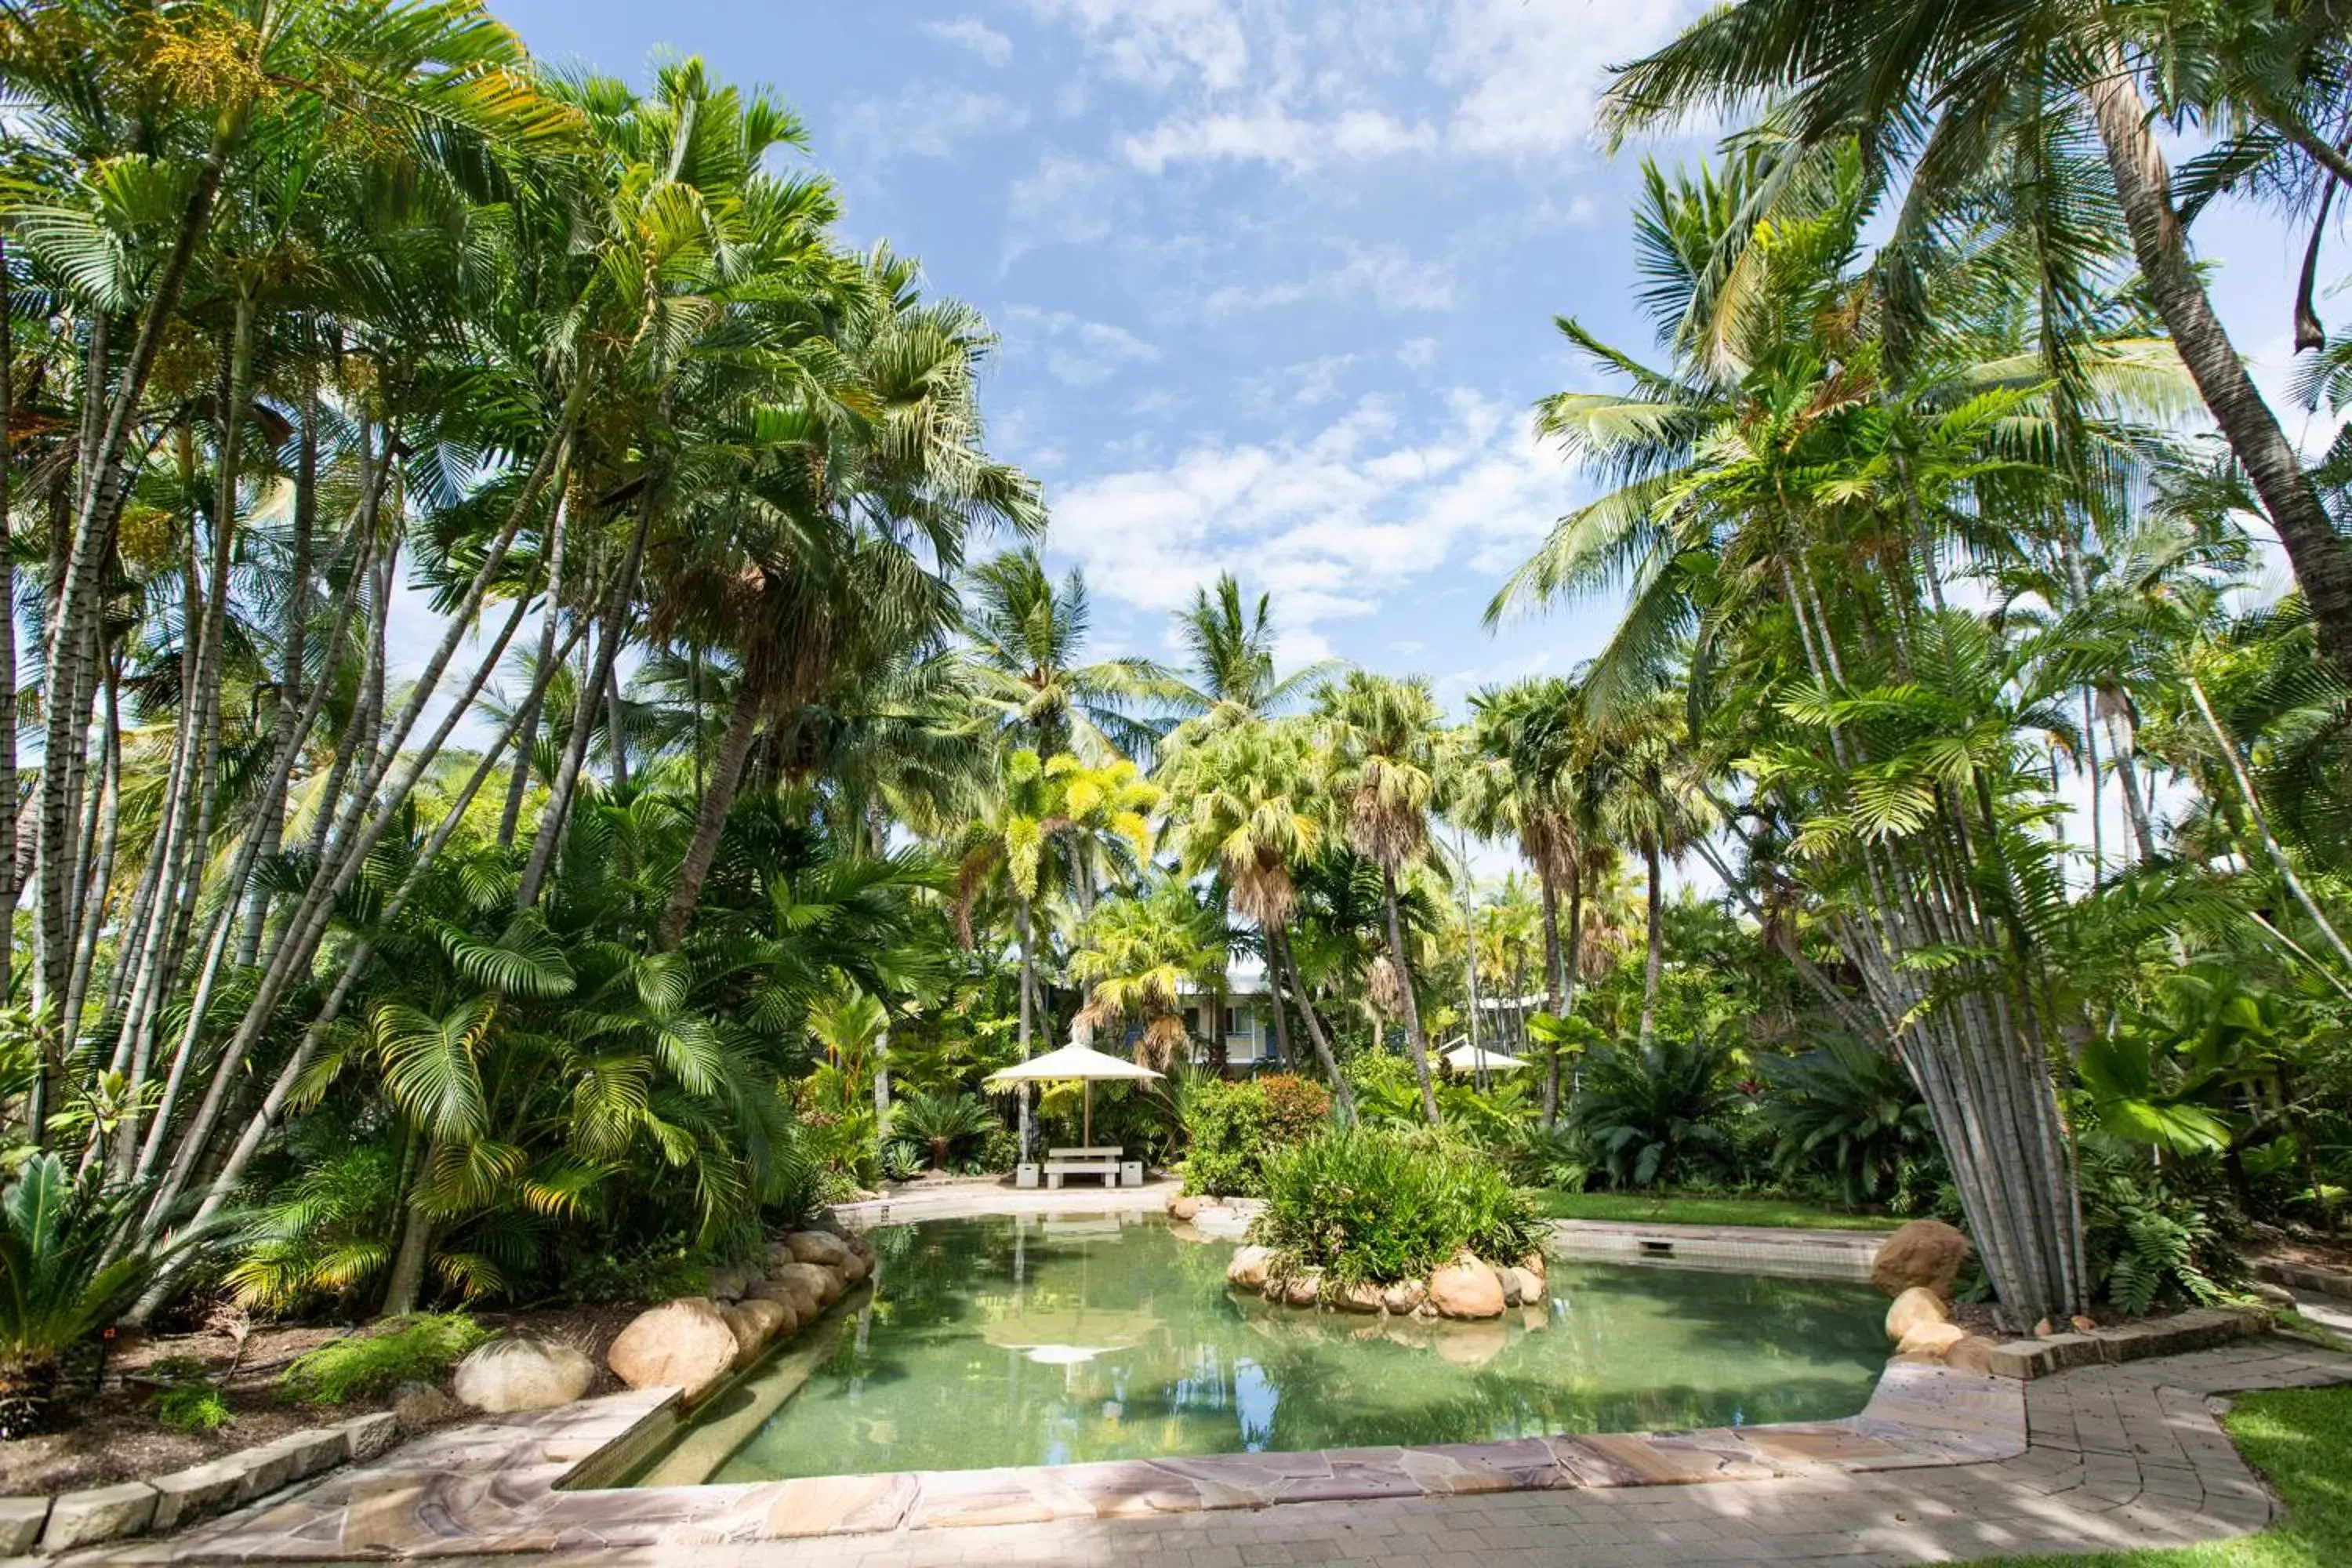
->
[[888, 1091, 996, 1171], [1571, 1037, 1741, 1189], [2080, 1158, 2243, 1316], [152, 1385, 233, 1433], [278, 1312, 487, 1405], [1251, 1127, 1544, 1290], [1179, 1075, 1331, 1196], [1758, 1038, 1936, 1208]]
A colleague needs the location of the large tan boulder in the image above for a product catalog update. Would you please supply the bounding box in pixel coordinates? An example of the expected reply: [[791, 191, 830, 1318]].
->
[[391, 1380, 459, 1432], [736, 1296, 793, 1344], [605, 1298, 739, 1401], [1169, 1196, 1203, 1221], [452, 1335, 594, 1414], [1429, 1256, 1506, 1320], [1871, 1220, 1973, 1298], [1336, 1281, 1385, 1313], [1895, 1321, 1969, 1360], [1380, 1279, 1427, 1316], [1519, 1252, 1548, 1283], [1886, 1287, 1950, 1343], [1945, 1335, 1999, 1374], [775, 1260, 842, 1308], [1227, 1246, 1272, 1290], [1280, 1272, 1323, 1308], [745, 1273, 821, 1321], [785, 1230, 850, 1268], [715, 1306, 764, 1369]]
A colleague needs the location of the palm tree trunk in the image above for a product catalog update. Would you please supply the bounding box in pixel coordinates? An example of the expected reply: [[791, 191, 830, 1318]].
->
[[0, 235, 15, 1010], [498, 489, 569, 848], [1016, 895, 1035, 1160], [2187, 675, 2352, 971], [240, 373, 320, 964], [2085, 45, 2352, 671], [1563, 872, 1587, 1098], [521, 486, 650, 910], [1272, 924, 1352, 1122], [658, 675, 763, 946], [1537, 870, 1564, 1126], [1639, 839, 1663, 1048], [1381, 866, 1439, 1125], [381, 1159, 437, 1317]]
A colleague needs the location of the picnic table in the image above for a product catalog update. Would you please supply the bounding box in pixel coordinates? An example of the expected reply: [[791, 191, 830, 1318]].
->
[[1043, 1145, 1123, 1189]]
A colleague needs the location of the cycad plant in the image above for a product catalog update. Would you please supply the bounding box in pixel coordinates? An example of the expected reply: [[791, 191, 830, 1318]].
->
[[1759, 1038, 1936, 1209], [0, 1156, 183, 1434], [889, 1091, 997, 1172], [1572, 1037, 1740, 1191]]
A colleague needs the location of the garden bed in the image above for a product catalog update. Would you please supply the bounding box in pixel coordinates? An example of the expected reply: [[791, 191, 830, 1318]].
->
[[0, 1302, 641, 1497]]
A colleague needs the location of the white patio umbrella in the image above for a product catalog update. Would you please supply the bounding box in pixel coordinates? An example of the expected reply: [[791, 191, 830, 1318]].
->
[[1439, 1039, 1534, 1074], [985, 1042, 1163, 1146]]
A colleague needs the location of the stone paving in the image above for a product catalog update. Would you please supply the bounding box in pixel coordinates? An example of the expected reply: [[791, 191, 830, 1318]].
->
[[74, 1338, 2351, 1566], [405, 1338, 2347, 1568]]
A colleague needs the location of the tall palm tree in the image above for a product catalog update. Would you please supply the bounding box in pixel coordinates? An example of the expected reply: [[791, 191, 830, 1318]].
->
[[1600, 0, 2352, 672], [960, 548, 1181, 761], [1069, 879, 1228, 1069], [1162, 717, 1355, 1117], [1316, 673, 1444, 1125], [1162, 573, 1340, 742]]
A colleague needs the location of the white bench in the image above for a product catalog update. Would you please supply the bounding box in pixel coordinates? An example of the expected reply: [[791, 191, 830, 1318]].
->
[[1043, 1146, 1123, 1189]]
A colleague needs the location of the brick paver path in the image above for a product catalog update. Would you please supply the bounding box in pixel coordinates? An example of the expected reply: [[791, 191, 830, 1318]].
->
[[412, 1338, 2350, 1568]]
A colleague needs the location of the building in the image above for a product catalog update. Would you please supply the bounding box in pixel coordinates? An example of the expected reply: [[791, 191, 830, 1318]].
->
[[1174, 960, 1281, 1070]]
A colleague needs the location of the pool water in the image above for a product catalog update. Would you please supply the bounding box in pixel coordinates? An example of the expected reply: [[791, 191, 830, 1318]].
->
[[635, 1213, 1889, 1485]]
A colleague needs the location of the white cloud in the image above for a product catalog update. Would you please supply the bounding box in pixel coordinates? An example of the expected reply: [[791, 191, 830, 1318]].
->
[[924, 16, 1014, 67], [1024, 0, 1251, 92], [1436, 0, 1701, 157], [1122, 107, 1435, 173], [1202, 243, 1455, 315], [1004, 151, 1120, 257], [1004, 307, 1163, 386], [839, 87, 1026, 160], [1045, 390, 1571, 648]]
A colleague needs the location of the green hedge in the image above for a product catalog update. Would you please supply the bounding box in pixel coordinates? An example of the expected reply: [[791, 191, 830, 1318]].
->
[[1178, 1074, 1330, 1196], [1252, 1127, 1544, 1289]]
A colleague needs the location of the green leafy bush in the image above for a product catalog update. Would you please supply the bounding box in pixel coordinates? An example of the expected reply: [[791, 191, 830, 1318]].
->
[[1251, 1126, 1543, 1290], [1572, 1038, 1741, 1189], [1759, 1038, 1936, 1207], [888, 1091, 996, 1171], [1178, 1074, 1331, 1196], [152, 1385, 233, 1433], [2080, 1160, 2243, 1316], [278, 1312, 487, 1405]]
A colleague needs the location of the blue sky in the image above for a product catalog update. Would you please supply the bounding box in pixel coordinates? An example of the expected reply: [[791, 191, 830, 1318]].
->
[[487, 0, 2329, 720]]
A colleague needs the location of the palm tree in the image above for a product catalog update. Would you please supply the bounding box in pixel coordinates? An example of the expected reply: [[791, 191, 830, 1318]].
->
[[1162, 717, 1356, 1118], [1069, 880, 1227, 1069], [1162, 573, 1340, 742], [960, 548, 1181, 761], [1316, 673, 1444, 1125], [1599, 1, 2352, 672]]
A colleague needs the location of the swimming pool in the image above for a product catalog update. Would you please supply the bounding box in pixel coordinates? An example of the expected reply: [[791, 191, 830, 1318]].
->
[[626, 1211, 1889, 1485]]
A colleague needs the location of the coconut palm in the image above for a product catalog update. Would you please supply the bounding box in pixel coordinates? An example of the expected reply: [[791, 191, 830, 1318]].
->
[[960, 548, 1183, 762], [1315, 673, 1445, 1125], [1599, 0, 2352, 672], [1161, 573, 1341, 743]]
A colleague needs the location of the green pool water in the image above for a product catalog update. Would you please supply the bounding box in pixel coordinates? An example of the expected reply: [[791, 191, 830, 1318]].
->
[[637, 1213, 1889, 1485]]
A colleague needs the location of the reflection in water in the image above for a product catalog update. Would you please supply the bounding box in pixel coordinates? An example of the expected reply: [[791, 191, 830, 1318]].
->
[[688, 1214, 1887, 1483]]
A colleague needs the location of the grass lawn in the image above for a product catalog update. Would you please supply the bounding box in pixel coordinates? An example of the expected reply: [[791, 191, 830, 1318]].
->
[[1978, 1386, 2352, 1566], [1535, 1189, 1907, 1232]]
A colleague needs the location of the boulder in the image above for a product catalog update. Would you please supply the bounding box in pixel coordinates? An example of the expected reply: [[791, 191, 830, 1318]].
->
[[452, 1335, 595, 1414], [1429, 1256, 1506, 1320], [1496, 1265, 1523, 1308], [1508, 1267, 1548, 1308], [707, 1265, 753, 1301], [1885, 1287, 1950, 1344], [836, 1249, 871, 1285], [1381, 1279, 1427, 1316], [844, 1232, 877, 1264], [715, 1306, 759, 1367], [1871, 1220, 1973, 1298], [1169, 1196, 1203, 1221], [774, 1259, 841, 1308], [1337, 1281, 1385, 1313], [745, 1272, 822, 1320], [1944, 1335, 2000, 1374], [2070, 1314, 2100, 1334], [391, 1380, 459, 1432], [1519, 1251, 1548, 1283], [605, 1297, 740, 1401], [1896, 1321, 1969, 1359], [735, 1296, 793, 1344], [1281, 1272, 1323, 1308], [1227, 1246, 1272, 1290], [785, 1229, 851, 1268]]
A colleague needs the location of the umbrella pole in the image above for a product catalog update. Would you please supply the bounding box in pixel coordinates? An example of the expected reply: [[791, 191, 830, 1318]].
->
[[1083, 1080, 1094, 1146]]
